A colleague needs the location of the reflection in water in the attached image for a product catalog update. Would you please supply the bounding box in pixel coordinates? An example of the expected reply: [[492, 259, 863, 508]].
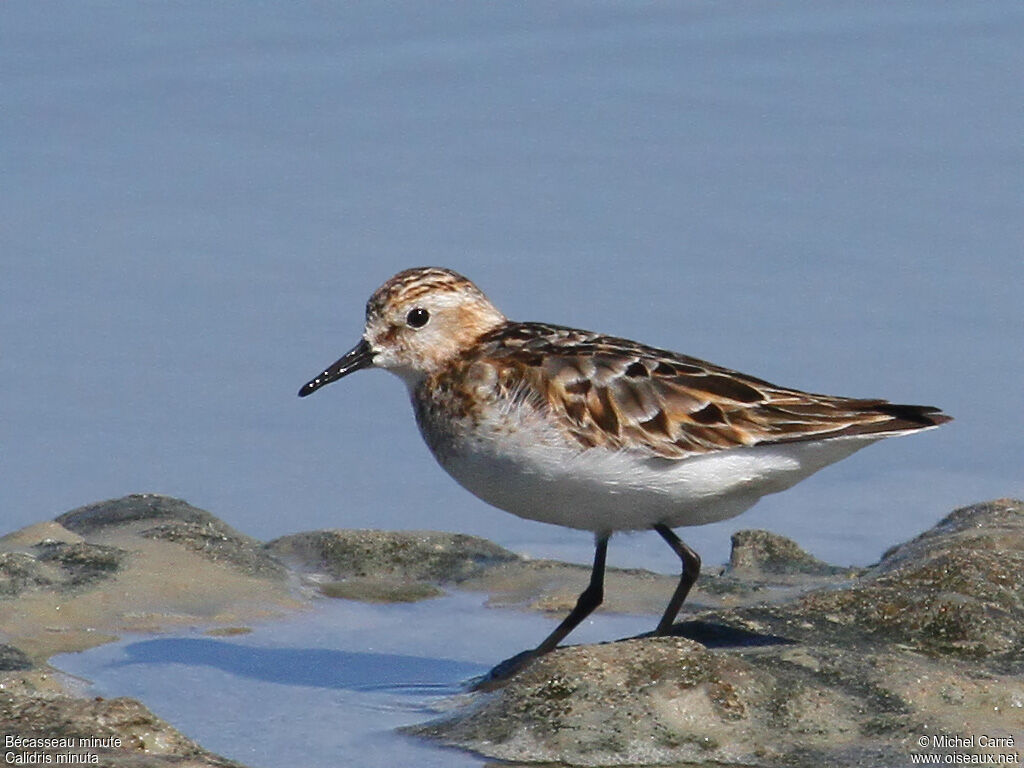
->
[[53, 596, 507, 767], [116, 637, 483, 692]]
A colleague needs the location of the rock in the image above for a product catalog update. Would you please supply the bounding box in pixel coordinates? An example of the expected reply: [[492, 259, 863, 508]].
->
[[0, 496, 301, 661], [462, 557, 689, 616], [5, 494, 1021, 768], [265, 529, 520, 583], [34, 541, 127, 588], [0, 644, 33, 671], [203, 627, 253, 637], [411, 636, 896, 767], [140, 520, 287, 579], [0, 495, 313, 768], [316, 578, 446, 603], [57, 494, 237, 536], [794, 498, 1024, 661], [1, 541, 127, 596], [268, 529, 707, 616], [728, 529, 849, 577], [264, 523, 863, 621], [0, 674, 244, 767], [0, 552, 57, 597], [56, 494, 287, 580], [421, 637, 1024, 767], [412, 499, 1024, 767], [0, 522, 84, 548]]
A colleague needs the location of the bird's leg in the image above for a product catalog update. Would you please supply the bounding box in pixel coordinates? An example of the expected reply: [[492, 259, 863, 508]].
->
[[534, 533, 609, 654], [473, 534, 609, 690], [652, 524, 701, 635]]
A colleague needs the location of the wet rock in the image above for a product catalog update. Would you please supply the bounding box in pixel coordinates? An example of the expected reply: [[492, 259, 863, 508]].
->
[[0, 644, 33, 671], [0, 675, 244, 767], [794, 498, 1024, 661], [1, 541, 126, 596], [34, 541, 127, 588], [316, 578, 446, 603], [0, 496, 301, 661], [57, 494, 236, 536], [268, 529, 698, 615], [0, 552, 57, 596], [463, 557, 688, 616], [203, 627, 253, 637], [411, 636, 905, 767], [728, 529, 849, 577], [413, 499, 1024, 767], [6, 494, 1020, 768], [0, 495, 311, 768], [267, 525, 855, 615], [0, 522, 84, 549], [417, 639, 725, 763], [57, 494, 287, 580], [266, 529, 521, 583], [702, 529, 858, 603], [140, 520, 287, 579]]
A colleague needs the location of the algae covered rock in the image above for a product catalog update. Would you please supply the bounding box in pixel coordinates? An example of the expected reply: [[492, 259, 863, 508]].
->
[[5, 494, 1021, 768], [411, 636, 897, 767], [34, 540, 128, 588], [0, 496, 300, 661], [265, 529, 521, 583], [140, 520, 287, 579], [0, 680, 245, 767], [412, 499, 1024, 767], [57, 494, 287, 579], [57, 494, 232, 535], [728, 528, 849, 577], [0, 552, 57, 597], [797, 498, 1024, 660], [0, 644, 33, 671]]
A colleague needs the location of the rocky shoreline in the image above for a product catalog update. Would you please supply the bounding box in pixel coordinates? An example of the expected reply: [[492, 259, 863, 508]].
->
[[2, 494, 1021, 766]]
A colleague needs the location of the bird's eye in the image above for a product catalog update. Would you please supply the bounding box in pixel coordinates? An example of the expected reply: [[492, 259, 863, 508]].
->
[[406, 307, 430, 329]]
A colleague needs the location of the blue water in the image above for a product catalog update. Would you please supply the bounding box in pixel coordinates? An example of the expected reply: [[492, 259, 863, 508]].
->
[[53, 594, 653, 767], [3, 0, 1022, 595]]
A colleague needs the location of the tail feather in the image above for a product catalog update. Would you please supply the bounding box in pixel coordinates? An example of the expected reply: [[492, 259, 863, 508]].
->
[[829, 401, 953, 440], [760, 400, 952, 446], [873, 402, 953, 428]]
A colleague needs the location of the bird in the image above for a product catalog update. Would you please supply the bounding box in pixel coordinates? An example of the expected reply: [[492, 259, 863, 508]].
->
[[298, 266, 950, 678]]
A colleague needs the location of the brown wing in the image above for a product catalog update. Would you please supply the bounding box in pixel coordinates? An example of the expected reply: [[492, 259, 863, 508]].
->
[[473, 323, 951, 459]]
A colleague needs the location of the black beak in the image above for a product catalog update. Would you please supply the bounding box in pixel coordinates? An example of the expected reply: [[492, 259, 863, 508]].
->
[[298, 339, 375, 397]]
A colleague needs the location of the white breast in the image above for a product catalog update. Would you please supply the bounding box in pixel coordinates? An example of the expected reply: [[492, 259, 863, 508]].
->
[[413, 392, 877, 534]]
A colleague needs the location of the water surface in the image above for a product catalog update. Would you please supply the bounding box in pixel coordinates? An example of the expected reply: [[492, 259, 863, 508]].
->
[[3, 0, 1021, 575], [54, 595, 653, 767]]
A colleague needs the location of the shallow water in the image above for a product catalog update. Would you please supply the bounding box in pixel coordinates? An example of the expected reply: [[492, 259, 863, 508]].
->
[[53, 594, 653, 767]]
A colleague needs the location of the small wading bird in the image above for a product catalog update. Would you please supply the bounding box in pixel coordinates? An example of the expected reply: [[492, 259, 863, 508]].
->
[[299, 267, 950, 681]]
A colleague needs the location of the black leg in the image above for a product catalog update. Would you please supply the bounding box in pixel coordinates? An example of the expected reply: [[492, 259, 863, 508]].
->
[[652, 524, 701, 635], [472, 534, 610, 690], [534, 534, 609, 654]]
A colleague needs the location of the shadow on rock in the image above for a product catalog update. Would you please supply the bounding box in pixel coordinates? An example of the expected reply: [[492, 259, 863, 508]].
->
[[658, 619, 795, 648]]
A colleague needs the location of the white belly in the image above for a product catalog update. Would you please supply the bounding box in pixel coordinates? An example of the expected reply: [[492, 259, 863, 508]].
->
[[417, 398, 877, 534]]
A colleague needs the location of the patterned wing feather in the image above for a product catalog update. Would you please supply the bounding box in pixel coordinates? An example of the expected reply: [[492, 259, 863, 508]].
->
[[474, 323, 951, 459]]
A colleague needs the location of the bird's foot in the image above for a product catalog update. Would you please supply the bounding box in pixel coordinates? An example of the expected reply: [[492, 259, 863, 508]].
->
[[468, 649, 539, 692]]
